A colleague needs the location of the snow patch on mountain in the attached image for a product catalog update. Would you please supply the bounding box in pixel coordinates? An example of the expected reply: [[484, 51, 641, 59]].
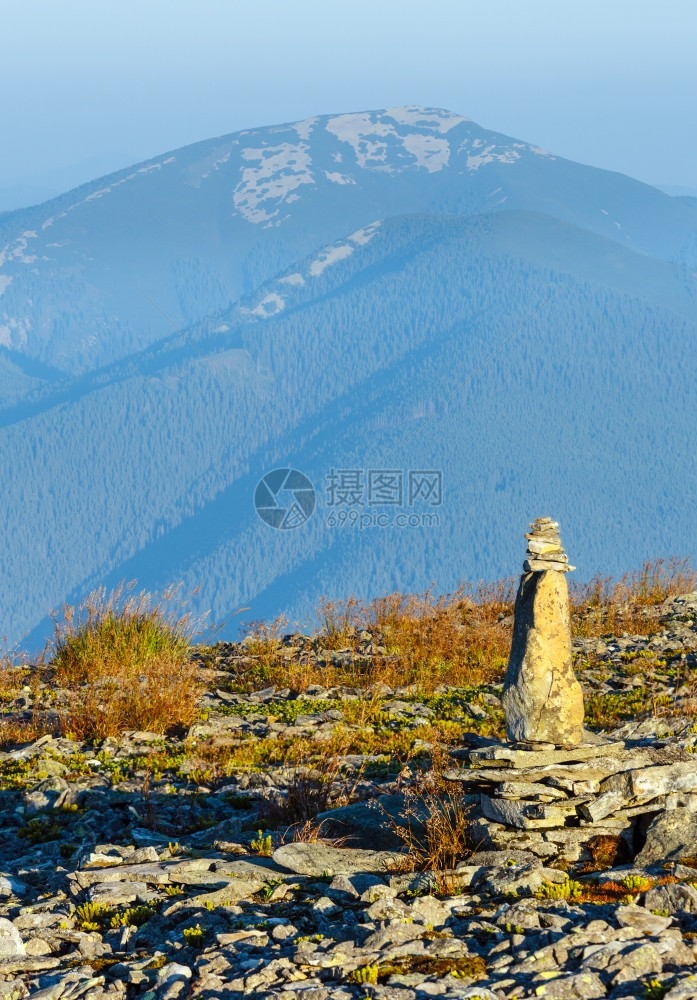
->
[[184, 144, 236, 186], [295, 117, 319, 141], [250, 292, 285, 317], [279, 273, 305, 286], [234, 143, 315, 223], [309, 243, 354, 276], [464, 140, 521, 171], [325, 171, 356, 185], [325, 108, 464, 174], [385, 106, 468, 132], [400, 133, 450, 172], [348, 220, 383, 245]]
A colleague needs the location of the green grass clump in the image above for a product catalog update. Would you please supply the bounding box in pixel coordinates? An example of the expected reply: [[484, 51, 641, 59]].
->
[[110, 906, 155, 928], [535, 878, 582, 901], [18, 815, 63, 844], [182, 923, 206, 947], [348, 966, 379, 984], [250, 830, 273, 856]]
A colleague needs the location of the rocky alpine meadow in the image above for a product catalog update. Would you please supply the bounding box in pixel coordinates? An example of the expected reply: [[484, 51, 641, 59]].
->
[[2, 561, 697, 1000]]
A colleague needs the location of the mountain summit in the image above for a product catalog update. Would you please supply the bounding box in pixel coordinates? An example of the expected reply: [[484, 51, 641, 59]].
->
[[1, 107, 695, 371]]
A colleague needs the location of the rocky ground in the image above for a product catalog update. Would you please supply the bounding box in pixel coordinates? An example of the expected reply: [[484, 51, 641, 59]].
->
[[1, 593, 697, 999]]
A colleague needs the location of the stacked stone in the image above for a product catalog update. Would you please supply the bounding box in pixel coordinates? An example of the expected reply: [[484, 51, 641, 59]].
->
[[447, 737, 697, 865], [502, 516, 585, 746], [524, 516, 575, 573]]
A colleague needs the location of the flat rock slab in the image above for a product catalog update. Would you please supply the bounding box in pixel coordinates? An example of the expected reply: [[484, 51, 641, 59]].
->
[[272, 843, 402, 876], [469, 742, 626, 769], [88, 881, 158, 906]]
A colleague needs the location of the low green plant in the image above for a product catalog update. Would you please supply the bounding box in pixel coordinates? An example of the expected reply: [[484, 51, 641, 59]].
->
[[642, 979, 668, 1000], [18, 816, 62, 844], [535, 878, 582, 901], [250, 829, 273, 856], [623, 875, 652, 892], [75, 902, 113, 931], [349, 965, 379, 985], [182, 923, 206, 947], [165, 885, 184, 897], [110, 906, 155, 928]]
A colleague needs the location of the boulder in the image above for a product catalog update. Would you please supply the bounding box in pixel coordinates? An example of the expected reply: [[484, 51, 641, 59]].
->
[[635, 807, 697, 865], [272, 842, 401, 876]]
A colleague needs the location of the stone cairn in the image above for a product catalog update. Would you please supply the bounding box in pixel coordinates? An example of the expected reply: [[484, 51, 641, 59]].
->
[[447, 517, 697, 867]]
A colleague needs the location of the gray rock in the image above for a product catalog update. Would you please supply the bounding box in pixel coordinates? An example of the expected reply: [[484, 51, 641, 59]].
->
[[0, 919, 26, 957], [529, 971, 605, 998], [482, 862, 567, 897], [635, 807, 697, 864], [644, 882, 697, 915], [272, 842, 401, 876], [315, 793, 426, 849], [88, 881, 152, 905], [616, 904, 672, 934]]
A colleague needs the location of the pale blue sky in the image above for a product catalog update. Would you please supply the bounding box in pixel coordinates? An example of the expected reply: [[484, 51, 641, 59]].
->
[[1, 0, 696, 191]]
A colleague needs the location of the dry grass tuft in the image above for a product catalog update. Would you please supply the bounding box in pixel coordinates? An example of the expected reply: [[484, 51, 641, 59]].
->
[[48, 582, 204, 741], [258, 754, 364, 838], [390, 745, 477, 887], [238, 580, 515, 694], [571, 557, 697, 637]]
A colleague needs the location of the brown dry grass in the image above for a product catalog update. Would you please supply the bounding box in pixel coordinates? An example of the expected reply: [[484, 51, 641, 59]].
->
[[388, 744, 477, 886], [231, 557, 696, 696], [256, 753, 364, 836], [236, 580, 515, 694], [570, 557, 697, 638], [0, 652, 51, 748], [47, 583, 204, 741]]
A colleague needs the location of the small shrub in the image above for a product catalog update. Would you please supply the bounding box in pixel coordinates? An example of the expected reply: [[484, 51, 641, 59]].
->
[[250, 830, 273, 856], [182, 923, 206, 948], [48, 582, 204, 740], [535, 878, 582, 901], [348, 965, 379, 985], [110, 906, 155, 928], [75, 902, 113, 931], [623, 875, 652, 893], [18, 816, 62, 844], [642, 979, 668, 1000]]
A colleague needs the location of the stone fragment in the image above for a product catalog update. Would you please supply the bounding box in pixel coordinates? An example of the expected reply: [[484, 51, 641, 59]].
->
[[482, 862, 567, 896], [635, 807, 697, 865], [272, 843, 401, 876], [643, 883, 697, 915], [531, 971, 605, 998], [480, 792, 573, 829], [503, 564, 584, 745], [88, 881, 153, 906], [0, 919, 25, 957], [468, 742, 624, 768], [616, 904, 672, 934]]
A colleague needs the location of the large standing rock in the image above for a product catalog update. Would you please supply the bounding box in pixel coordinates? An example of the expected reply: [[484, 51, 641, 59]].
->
[[503, 564, 584, 746]]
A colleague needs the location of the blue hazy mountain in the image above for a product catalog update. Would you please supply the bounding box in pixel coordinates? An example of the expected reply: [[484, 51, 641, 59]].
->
[[1, 108, 696, 648], [1, 107, 696, 373]]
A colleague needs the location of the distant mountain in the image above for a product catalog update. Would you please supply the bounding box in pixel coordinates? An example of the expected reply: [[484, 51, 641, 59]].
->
[[1, 108, 696, 649], [2, 107, 696, 372]]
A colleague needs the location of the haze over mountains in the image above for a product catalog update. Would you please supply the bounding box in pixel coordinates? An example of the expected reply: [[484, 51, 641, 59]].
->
[[1, 106, 696, 648]]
